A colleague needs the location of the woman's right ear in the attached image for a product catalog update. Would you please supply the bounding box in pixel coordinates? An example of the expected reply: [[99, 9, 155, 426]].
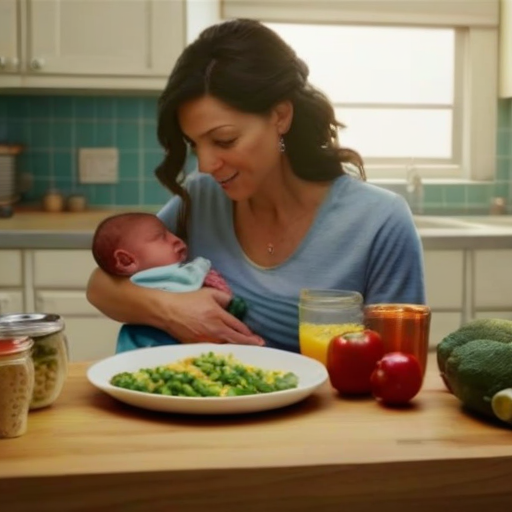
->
[[113, 249, 138, 276]]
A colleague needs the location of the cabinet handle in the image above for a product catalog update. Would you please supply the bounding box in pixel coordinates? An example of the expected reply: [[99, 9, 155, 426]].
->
[[30, 57, 45, 70]]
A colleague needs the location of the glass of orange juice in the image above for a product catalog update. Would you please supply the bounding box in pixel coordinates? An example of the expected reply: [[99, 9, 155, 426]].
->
[[299, 289, 364, 366], [363, 303, 431, 377]]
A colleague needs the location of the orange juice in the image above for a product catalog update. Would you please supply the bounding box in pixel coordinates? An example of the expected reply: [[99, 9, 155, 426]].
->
[[299, 322, 364, 366]]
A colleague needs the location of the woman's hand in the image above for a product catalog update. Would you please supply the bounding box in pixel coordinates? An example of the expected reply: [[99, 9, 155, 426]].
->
[[87, 268, 264, 346], [160, 287, 265, 346]]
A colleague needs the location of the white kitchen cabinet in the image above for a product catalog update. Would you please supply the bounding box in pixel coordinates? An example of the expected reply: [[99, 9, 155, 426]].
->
[[429, 311, 462, 348], [0, 250, 25, 313], [474, 311, 512, 320], [0, 250, 23, 286], [0, 0, 20, 75], [63, 317, 119, 362], [32, 250, 120, 361], [423, 250, 465, 309], [423, 250, 465, 347], [500, 0, 512, 97], [0, 0, 185, 91], [35, 289, 119, 361], [32, 249, 97, 288], [0, 289, 24, 314], [474, 249, 512, 311]]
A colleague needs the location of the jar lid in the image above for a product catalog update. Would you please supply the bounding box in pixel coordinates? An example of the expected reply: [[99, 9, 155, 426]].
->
[[0, 313, 64, 337], [0, 336, 33, 355]]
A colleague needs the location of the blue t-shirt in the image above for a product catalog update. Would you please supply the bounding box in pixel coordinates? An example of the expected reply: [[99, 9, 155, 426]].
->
[[157, 172, 425, 353]]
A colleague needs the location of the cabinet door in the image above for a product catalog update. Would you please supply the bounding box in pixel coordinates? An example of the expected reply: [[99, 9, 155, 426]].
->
[[62, 317, 120, 362], [33, 250, 95, 289], [0, 250, 23, 286], [28, 0, 184, 76], [500, 0, 512, 98], [474, 311, 512, 321], [35, 290, 98, 315], [0, 0, 20, 74], [0, 289, 24, 314], [34, 289, 119, 361], [474, 250, 512, 310], [423, 250, 464, 308], [429, 311, 462, 349]]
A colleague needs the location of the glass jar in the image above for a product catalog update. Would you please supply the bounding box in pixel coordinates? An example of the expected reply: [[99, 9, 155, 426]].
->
[[299, 289, 364, 365], [0, 336, 34, 438], [0, 314, 68, 410]]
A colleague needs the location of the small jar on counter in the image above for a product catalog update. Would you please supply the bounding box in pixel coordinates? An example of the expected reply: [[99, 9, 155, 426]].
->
[[0, 314, 68, 410], [0, 336, 34, 439], [42, 189, 64, 213]]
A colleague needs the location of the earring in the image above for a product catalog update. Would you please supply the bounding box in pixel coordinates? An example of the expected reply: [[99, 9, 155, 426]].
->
[[279, 135, 286, 153]]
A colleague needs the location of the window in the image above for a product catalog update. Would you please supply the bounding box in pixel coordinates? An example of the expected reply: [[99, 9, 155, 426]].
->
[[221, 0, 499, 182], [267, 23, 458, 177]]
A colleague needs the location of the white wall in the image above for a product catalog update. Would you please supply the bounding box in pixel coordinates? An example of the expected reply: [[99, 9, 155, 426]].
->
[[186, 0, 221, 43]]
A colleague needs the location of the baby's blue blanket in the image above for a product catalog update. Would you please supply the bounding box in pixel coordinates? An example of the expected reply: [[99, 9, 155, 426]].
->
[[116, 324, 179, 353]]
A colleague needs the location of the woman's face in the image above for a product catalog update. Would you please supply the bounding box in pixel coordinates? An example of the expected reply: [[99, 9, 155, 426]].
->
[[177, 95, 290, 201]]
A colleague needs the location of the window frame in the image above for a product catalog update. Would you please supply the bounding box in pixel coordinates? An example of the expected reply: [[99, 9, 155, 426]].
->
[[362, 26, 497, 182], [266, 23, 498, 182], [219, 0, 499, 183]]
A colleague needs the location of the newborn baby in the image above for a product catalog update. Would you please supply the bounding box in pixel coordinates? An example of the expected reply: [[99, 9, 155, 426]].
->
[[92, 212, 247, 352]]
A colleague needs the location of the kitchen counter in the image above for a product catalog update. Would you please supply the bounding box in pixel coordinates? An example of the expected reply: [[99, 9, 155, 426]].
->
[[0, 209, 155, 249], [1, 211, 512, 249], [1, 353, 512, 512]]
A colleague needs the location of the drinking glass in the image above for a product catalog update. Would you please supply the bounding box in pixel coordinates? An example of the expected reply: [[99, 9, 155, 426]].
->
[[363, 304, 431, 376]]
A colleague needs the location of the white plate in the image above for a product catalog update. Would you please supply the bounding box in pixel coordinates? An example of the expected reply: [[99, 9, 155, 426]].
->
[[87, 343, 328, 415]]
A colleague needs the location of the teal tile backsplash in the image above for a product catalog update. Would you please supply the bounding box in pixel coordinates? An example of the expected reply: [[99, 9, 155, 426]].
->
[[0, 94, 511, 211], [0, 95, 174, 208]]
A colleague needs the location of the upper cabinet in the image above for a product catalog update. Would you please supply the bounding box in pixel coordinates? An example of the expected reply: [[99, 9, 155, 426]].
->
[[0, 0, 185, 91], [0, 0, 21, 86], [500, 0, 512, 97]]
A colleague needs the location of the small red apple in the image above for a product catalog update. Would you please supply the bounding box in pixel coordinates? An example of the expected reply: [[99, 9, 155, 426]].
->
[[370, 352, 423, 405], [327, 329, 384, 395]]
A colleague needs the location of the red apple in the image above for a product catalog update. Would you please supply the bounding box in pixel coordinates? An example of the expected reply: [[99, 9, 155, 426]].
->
[[370, 352, 423, 406], [327, 329, 384, 395]]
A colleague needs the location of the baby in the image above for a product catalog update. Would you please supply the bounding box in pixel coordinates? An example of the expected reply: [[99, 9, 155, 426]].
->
[[92, 212, 247, 352]]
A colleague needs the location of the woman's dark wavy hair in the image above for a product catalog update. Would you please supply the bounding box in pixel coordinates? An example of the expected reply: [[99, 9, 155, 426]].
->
[[156, 18, 365, 240]]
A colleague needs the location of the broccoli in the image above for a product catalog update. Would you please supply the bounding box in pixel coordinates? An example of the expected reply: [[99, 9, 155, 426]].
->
[[444, 339, 512, 418], [437, 318, 512, 378]]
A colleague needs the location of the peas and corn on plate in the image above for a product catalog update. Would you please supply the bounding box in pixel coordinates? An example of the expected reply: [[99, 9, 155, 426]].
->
[[110, 351, 299, 398]]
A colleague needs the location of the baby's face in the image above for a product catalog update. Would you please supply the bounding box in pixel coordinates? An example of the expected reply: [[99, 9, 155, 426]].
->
[[128, 218, 187, 271]]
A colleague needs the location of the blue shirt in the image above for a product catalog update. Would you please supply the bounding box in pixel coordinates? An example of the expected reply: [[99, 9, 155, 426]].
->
[[158, 172, 425, 353]]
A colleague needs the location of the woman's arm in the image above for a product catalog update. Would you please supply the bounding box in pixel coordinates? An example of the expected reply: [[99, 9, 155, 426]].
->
[[86, 267, 264, 345]]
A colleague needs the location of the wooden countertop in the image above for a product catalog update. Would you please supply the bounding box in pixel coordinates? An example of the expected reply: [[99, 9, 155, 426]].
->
[[1, 353, 511, 512]]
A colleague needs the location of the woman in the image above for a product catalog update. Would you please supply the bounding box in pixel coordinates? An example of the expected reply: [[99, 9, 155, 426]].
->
[[87, 18, 425, 352]]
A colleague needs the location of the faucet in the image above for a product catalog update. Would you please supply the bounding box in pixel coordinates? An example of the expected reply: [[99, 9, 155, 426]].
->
[[406, 160, 423, 215]]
